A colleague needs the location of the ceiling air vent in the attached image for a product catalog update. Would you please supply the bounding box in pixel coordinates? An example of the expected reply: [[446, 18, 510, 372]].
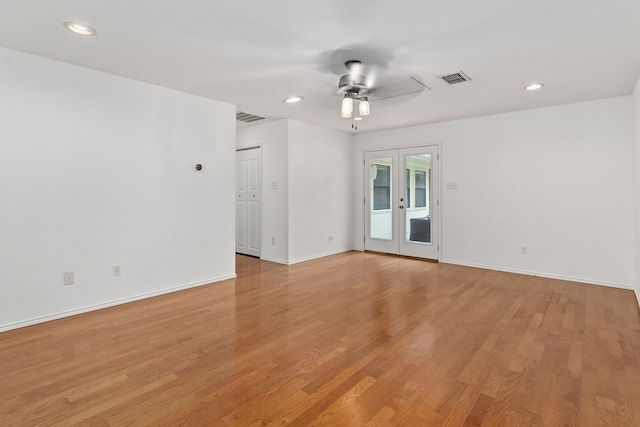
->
[[438, 71, 471, 85], [236, 111, 266, 123], [368, 77, 429, 102]]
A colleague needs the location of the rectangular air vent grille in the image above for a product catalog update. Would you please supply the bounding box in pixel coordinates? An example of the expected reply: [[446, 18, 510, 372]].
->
[[368, 77, 429, 102], [236, 111, 266, 123], [438, 71, 472, 85]]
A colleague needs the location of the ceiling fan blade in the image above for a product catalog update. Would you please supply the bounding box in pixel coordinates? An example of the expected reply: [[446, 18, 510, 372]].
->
[[368, 77, 430, 101], [319, 45, 393, 78]]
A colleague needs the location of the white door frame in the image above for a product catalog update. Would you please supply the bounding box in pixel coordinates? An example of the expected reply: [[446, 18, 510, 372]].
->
[[235, 146, 262, 257], [364, 144, 440, 260]]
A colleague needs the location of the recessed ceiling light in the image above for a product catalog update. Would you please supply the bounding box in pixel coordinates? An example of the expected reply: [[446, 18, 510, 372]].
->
[[63, 22, 97, 36], [353, 117, 363, 121], [524, 83, 544, 91], [283, 96, 303, 103]]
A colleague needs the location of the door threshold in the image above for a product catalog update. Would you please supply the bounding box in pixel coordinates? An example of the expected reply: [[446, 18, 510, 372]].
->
[[364, 250, 438, 263], [236, 253, 261, 259]]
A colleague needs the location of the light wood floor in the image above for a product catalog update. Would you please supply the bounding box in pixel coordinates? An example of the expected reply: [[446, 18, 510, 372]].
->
[[2, 252, 640, 426]]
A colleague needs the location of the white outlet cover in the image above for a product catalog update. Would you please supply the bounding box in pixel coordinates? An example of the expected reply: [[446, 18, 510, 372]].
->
[[64, 271, 74, 285]]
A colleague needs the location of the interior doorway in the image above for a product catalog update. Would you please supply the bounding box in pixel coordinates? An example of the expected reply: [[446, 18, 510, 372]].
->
[[364, 146, 439, 259], [235, 147, 261, 257]]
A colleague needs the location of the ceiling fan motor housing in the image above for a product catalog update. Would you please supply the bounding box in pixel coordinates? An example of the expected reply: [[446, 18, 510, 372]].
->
[[338, 74, 368, 95]]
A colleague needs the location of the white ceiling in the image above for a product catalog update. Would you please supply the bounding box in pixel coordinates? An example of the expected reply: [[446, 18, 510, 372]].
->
[[1, 0, 639, 133]]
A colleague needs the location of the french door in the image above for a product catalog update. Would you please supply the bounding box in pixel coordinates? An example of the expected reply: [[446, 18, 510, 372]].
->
[[236, 147, 261, 257], [364, 146, 439, 259]]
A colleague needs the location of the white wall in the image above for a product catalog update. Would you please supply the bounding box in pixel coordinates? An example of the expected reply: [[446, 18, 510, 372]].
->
[[355, 97, 634, 288], [237, 120, 289, 264], [288, 120, 354, 263], [633, 77, 640, 306], [0, 48, 237, 331], [237, 119, 354, 264]]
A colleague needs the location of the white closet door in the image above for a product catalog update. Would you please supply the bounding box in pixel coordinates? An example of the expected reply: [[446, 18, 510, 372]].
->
[[236, 148, 261, 257]]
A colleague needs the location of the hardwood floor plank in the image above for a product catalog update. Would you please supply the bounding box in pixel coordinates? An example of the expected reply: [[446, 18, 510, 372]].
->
[[1, 252, 640, 426], [462, 392, 493, 426]]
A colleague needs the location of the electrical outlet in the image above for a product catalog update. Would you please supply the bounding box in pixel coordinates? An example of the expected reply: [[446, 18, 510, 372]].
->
[[521, 246, 528, 255], [271, 237, 276, 245], [329, 234, 334, 242], [112, 265, 121, 277], [64, 271, 75, 286]]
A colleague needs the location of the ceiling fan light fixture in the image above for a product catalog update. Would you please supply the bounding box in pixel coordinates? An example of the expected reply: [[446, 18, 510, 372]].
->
[[341, 96, 353, 118], [63, 21, 97, 36], [359, 98, 370, 116]]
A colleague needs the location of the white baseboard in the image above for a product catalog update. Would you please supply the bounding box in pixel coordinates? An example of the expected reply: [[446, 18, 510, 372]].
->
[[260, 248, 352, 266], [440, 259, 634, 290], [287, 248, 352, 265], [259, 256, 289, 265], [0, 274, 236, 333]]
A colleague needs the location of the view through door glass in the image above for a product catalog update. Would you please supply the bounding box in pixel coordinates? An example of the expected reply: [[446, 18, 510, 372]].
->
[[404, 153, 431, 244], [369, 157, 393, 240]]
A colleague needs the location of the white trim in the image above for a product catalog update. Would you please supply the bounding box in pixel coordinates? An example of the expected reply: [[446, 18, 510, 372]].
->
[[235, 146, 262, 258], [259, 256, 289, 265], [236, 145, 261, 152], [287, 248, 353, 265], [440, 259, 634, 290], [435, 142, 442, 262], [0, 274, 236, 333]]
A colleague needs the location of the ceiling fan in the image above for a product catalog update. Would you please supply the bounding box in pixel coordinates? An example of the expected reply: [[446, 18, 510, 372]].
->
[[334, 56, 429, 129], [338, 60, 371, 122]]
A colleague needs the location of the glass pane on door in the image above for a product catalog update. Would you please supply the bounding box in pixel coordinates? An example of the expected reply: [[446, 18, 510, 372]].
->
[[404, 153, 431, 244], [369, 157, 392, 240]]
